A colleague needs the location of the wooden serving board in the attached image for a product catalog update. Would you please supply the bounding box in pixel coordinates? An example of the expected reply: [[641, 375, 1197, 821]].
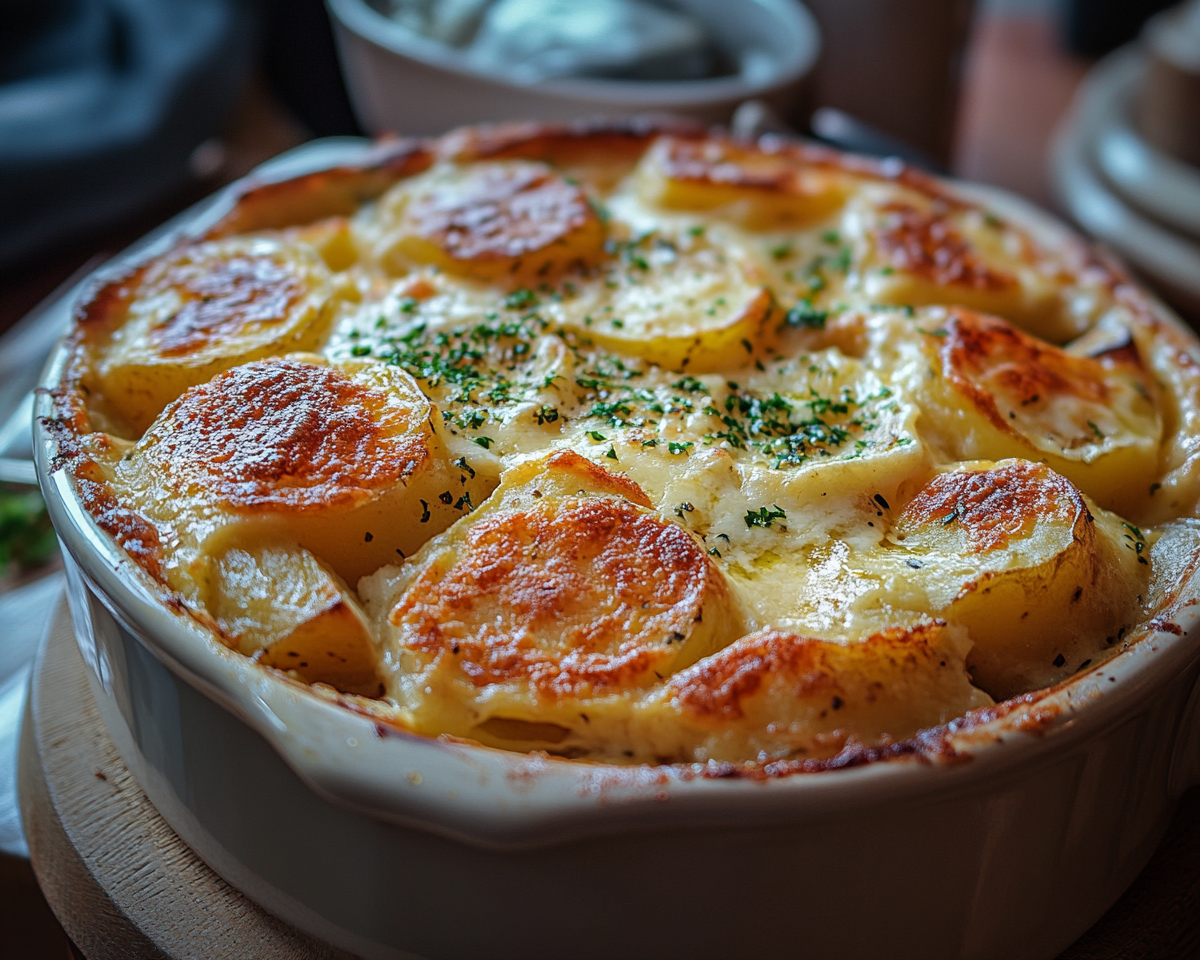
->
[[15, 595, 1200, 959], [17, 597, 353, 960]]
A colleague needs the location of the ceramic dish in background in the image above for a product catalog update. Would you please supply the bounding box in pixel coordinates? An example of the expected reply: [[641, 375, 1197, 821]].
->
[[29, 134, 1200, 960], [1097, 117, 1200, 242], [326, 0, 819, 134], [1089, 24, 1200, 243], [1052, 47, 1200, 319]]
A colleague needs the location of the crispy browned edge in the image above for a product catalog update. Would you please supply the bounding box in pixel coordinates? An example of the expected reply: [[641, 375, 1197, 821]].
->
[[38, 116, 1199, 777]]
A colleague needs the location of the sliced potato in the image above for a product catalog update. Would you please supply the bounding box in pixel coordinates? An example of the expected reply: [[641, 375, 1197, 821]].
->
[[846, 198, 1075, 339], [79, 237, 339, 434], [201, 544, 381, 696], [360, 450, 742, 753], [635, 136, 849, 230], [284, 217, 362, 273], [913, 310, 1160, 515], [885, 460, 1148, 699], [554, 223, 777, 371], [368, 160, 606, 282], [650, 622, 991, 763], [112, 356, 495, 589]]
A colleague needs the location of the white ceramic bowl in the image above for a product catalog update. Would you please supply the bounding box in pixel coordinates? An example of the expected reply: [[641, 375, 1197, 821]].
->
[[34, 137, 1200, 960], [326, 0, 820, 134], [1052, 47, 1200, 319]]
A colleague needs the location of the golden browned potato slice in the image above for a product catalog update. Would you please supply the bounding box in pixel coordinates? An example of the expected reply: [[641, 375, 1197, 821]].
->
[[553, 224, 777, 372], [913, 310, 1160, 515], [368, 160, 607, 283], [360, 450, 743, 754], [847, 199, 1073, 339], [635, 136, 849, 230], [887, 460, 1148, 699], [201, 545, 382, 696], [651, 622, 990, 763], [112, 356, 495, 589], [78, 237, 339, 434]]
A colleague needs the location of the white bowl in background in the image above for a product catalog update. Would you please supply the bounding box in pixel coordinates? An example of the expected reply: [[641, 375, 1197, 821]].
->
[[1089, 46, 1200, 242], [326, 0, 820, 134], [1052, 47, 1200, 319]]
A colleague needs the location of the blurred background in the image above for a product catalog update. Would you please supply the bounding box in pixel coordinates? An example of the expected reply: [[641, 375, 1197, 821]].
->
[[1, 0, 1199, 955], [2, 0, 1198, 337]]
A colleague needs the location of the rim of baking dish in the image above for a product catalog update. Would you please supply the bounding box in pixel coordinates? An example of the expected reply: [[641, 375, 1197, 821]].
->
[[32, 135, 1200, 851]]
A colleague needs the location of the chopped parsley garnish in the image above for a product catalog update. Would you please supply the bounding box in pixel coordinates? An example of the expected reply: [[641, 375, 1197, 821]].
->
[[745, 505, 787, 529], [456, 409, 488, 430], [672, 376, 708, 394], [785, 300, 828, 329], [504, 288, 538, 310], [1122, 522, 1149, 565]]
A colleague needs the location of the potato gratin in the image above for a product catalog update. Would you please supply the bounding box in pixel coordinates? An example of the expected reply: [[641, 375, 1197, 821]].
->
[[46, 122, 1200, 769]]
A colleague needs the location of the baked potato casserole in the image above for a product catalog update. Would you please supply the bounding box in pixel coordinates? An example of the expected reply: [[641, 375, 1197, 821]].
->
[[44, 121, 1200, 770]]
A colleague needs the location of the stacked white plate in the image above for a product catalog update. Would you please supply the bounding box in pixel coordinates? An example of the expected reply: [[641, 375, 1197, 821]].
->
[[1052, 47, 1200, 321]]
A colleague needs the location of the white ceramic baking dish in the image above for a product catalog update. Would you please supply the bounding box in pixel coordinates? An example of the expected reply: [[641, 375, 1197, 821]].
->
[[32, 137, 1200, 960]]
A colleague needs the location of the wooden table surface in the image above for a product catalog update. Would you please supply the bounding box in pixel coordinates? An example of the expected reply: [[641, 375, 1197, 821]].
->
[[4, 10, 1200, 958]]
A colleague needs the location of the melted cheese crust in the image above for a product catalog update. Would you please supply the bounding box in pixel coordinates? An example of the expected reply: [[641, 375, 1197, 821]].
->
[[50, 122, 1200, 769]]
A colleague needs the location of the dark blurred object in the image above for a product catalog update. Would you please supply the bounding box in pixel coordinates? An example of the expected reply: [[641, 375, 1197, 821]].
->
[[1140, 0, 1200, 169], [0, 0, 258, 271], [810, 106, 946, 173], [954, 13, 1091, 209], [1062, 0, 1177, 58], [0, 852, 74, 959], [802, 0, 974, 168], [259, 0, 362, 136]]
